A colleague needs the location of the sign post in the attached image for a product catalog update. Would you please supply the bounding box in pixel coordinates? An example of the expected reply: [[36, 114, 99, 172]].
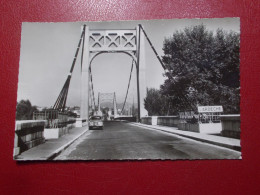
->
[[198, 106, 223, 113], [197, 106, 223, 123]]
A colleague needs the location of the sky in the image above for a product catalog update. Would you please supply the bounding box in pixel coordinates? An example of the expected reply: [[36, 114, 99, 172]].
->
[[17, 18, 240, 108]]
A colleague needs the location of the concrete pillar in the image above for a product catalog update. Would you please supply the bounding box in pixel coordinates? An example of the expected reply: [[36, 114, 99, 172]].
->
[[80, 25, 89, 127], [136, 25, 148, 120]]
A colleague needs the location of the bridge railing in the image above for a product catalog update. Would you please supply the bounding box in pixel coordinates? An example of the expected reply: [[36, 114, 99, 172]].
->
[[33, 110, 76, 128], [220, 115, 240, 138], [141, 114, 240, 138], [141, 116, 179, 126], [157, 116, 179, 127], [14, 120, 47, 157], [114, 116, 137, 122], [141, 116, 156, 125], [33, 110, 76, 139]]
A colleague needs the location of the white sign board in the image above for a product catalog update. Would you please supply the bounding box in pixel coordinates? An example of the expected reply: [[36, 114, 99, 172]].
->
[[198, 106, 223, 113]]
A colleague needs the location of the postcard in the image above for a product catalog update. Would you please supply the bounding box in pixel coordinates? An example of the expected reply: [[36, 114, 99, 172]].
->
[[14, 18, 241, 160]]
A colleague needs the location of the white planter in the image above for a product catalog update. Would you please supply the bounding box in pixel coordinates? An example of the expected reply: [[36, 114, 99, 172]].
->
[[151, 116, 158, 125], [76, 118, 83, 127], [199, 123, 222, 134], [44, 128, 60, 139]]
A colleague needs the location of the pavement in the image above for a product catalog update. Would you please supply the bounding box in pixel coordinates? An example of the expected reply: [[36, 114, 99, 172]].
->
[[130, 123, 241, 151], [15, 121, 241, 161], [15, 126, 88, 161], [55, 121, 240, 160]]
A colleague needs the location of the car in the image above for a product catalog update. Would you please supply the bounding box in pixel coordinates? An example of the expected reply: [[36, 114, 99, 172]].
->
[[89, 115, 103, 130]]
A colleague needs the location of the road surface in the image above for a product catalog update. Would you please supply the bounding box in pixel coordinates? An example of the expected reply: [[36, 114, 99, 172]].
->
[[55, 121, 240, 160]]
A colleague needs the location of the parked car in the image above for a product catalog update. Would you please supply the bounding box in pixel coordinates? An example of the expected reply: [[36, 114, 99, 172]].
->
[[89, 115, 103, 130]]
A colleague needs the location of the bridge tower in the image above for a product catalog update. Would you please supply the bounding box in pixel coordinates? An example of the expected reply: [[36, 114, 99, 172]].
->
[[136, 25, 149, 119], [78, 24, 150, 127], [80, 26, 90, 126]]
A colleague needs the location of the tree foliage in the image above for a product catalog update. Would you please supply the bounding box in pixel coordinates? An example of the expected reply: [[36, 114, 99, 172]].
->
[[160, 25, 240, 114], [144, 88, 169, 116], [16, 99, 38, 120]]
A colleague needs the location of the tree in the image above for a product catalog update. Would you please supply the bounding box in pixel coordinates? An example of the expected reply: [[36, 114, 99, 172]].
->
[[144, 88, 169, 116], [16, 99, 38, 120], [161, 25, 240, 114]]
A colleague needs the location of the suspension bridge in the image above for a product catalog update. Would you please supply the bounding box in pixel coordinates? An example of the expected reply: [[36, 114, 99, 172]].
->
[[52, 24, 175, 127], [14, 24, 241, 160]]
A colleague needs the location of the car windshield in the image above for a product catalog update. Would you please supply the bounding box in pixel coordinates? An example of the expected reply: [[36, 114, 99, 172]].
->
[[91, 116, 101, 120]]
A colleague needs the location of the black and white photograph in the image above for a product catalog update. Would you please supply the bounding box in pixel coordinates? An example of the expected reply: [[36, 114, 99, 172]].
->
[[14, 18, 241, 161]]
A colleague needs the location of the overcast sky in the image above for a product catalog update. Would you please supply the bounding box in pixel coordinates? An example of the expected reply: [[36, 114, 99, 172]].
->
[[17, 18, 240, 107]]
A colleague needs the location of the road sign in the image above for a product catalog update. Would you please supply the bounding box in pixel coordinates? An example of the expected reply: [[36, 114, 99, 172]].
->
[[198, 106, 223, 113]]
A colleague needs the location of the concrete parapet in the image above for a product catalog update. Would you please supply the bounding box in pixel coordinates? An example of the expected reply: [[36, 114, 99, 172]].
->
[[141, 116, 179, 126], [14, 120, 46, 157], [44, 122, 76, 139], [177, 123, 200, 132], [141, 116, 222, 135], [177, 122, 222, 134], [141, 116, 157, 125], [220, 115, 240, 139], [157, 116, 179, 127], [15, 120, 47, 130], [115, 116, 137, 122], [141, 117, 151, 125]]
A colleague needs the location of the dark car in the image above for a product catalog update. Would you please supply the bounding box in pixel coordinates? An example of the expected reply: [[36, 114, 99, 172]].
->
[[89, 115, 103, 130]]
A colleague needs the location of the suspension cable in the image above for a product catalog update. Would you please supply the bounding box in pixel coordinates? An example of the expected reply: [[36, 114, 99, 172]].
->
[[89, 74, 93, 109], [53, 25, 86, 111], [89, 67, 96, 109], [121, 59, 134, 114], [139, 24, 166, 70], [80, 25, 86, 71]]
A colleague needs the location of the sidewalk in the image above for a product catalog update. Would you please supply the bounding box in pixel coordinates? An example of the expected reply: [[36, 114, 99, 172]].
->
[[131, 123, 241, 151], [15, 126, 88, 161]]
